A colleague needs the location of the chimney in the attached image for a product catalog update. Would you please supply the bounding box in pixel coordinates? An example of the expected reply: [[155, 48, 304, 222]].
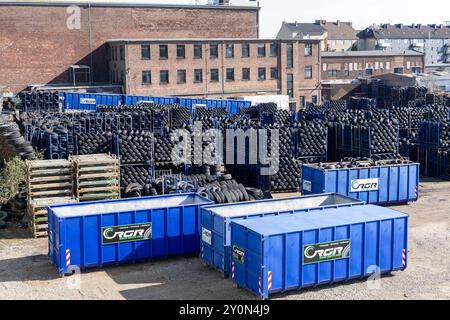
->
[[417, 24, 422, 29], [397, 24, 403, 29], [336, 20, 341, 27], [411, 23, 415, 29], [315, 19, 321, 25]]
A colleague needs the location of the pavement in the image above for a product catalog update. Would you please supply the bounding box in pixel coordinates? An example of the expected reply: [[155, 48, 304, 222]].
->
[[0, 178, 449, 300]]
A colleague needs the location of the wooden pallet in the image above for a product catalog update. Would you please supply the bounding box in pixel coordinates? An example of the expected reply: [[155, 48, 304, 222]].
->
[[72, 154, 121, 202], [27, 196, 78, 238], [26, 159, 75, 201]]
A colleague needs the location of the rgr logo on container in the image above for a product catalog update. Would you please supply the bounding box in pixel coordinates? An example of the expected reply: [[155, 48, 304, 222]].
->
[[102, 223, 152, 245], [351, 178, 379, 192], [303, 240, 350, 264]]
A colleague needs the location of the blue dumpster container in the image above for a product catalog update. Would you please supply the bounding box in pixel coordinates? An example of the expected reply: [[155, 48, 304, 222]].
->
[[231, 204, 408, 299], [200, 194, 365, 277], [301, 161, 420, 205], [48, 193, 213, 275]]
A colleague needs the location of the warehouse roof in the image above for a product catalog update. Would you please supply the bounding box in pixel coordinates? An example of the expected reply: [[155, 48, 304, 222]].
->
[[358, 24, 450, 39], [321, 50, 424, 58], [0, 1, 260, 10]]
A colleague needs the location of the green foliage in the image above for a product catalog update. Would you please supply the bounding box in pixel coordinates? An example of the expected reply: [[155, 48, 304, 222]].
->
[[351, 43, 358, 51], [0, 156, 26, 204]]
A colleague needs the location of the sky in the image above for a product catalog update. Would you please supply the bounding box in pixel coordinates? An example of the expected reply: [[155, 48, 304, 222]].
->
[[10, 0, 450, 38]]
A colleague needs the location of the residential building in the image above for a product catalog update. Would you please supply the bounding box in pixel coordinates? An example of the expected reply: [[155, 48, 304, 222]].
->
[[108, 38, 322, 110], [276, 20, 358, 52], [358, 23, 450, 67]]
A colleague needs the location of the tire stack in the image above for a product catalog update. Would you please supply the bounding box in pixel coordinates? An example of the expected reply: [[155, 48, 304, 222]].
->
[[76, 132, 113, 155], [0, 115, 35, 160]]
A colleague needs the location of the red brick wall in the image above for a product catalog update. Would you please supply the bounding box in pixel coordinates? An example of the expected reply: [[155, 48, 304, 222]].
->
[[0, 4, 258, 93]]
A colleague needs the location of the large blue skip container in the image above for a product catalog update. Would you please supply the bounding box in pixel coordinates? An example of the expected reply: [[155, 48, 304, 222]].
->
[[200, 194, 365, 277], [301, 161, 420, 205], [48, 193, 213, 275], [61, 92, 124, 111], [231, 205, 408, 299]]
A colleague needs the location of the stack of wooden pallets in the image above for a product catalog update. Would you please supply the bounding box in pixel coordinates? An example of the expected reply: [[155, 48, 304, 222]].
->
[[72, 154, 120, 202], [26, 159, 77, 238]]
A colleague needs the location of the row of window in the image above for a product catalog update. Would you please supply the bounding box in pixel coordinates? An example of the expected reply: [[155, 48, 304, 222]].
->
[[325, 66, 419, 78], [140, 43, 281, 60], [141, 67, 280, 85]]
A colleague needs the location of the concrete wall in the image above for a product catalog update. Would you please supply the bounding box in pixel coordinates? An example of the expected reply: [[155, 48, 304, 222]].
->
[[0, 4, 259, 93]]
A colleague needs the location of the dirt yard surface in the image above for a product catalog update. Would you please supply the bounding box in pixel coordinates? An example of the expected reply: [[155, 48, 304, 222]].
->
[[1, 179, 449, 300]]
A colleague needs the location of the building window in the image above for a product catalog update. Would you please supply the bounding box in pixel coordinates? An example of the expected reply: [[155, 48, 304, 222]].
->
[[270, 43, 278, 57], [412, 67, 422, 74], [226, 44, 234, 58], [287, 74, 294, 98], [305, 66, 313, 79], [210, 68, 219, 82], [242, 68, 250, 81], [312, 95, 318, 104], [270, 67, 278, 79], [160, 70, 169, 84], [177, 69, 186, 84], [142, 71, 151, 84], [304, 43, 313, 56], [386, 62, 391, 70], [365, 69, 373, 76], [177, 45, 185, 59], [394, 67, 404, 74], [194, 69, 203, 83], [210, 43, 219, 58], [120, 46, 125, 60], [242, 43, 250, 58], [328, 70, 338, 77], [194, 44, 202, 59], [159, 45, 168, 59], [287, 43, 294, 68], [299, 96, 306, 108], [120, 71, 124, 83], [226, 68, 235, 81], [257, 43, 266, 57], [258, 67, 266, 80], [141, 44, 151, 60]]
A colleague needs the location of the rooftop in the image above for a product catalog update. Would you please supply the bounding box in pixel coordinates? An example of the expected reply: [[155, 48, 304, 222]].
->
[[358, 23, 450, 39], [107, 38, 320, 43], [277, 20, 357, 40], [0, 0, 260, 10], [321, 50, 424, 58]]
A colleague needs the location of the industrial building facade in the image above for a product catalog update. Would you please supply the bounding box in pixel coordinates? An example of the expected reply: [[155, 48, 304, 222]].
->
[[0, 1, 260, 93], [321, 50, 425, 100], [108, 39, 322, 109]]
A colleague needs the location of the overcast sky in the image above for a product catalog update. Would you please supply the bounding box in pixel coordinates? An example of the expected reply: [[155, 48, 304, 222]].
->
[[13, 0, 450, 38]]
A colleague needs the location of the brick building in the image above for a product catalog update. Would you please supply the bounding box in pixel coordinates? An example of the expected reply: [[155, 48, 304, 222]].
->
[[321, 50, 425, 100], [107, 38, 322, 109], [0, 1, 259, 93]]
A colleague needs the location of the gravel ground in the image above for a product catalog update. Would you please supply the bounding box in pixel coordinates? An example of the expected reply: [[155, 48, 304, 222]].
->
[[0, 179, 449, 300]]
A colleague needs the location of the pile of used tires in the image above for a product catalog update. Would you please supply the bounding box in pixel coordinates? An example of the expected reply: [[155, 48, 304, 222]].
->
[[0, 114, 35, 160], [121, 170, 268, 204]]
